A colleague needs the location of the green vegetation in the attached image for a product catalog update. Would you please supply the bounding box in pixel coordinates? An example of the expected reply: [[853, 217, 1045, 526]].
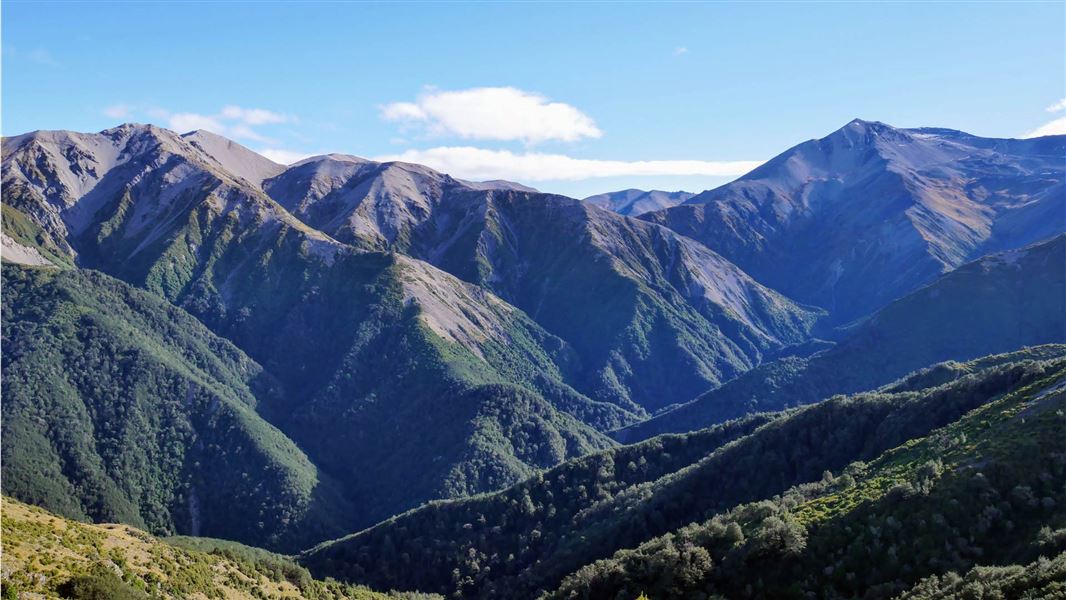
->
[[0, 496, 438, 600], [548, 359, 1066, 599], [415, 192, 821, 415], [617, 236, 1066, 442], [3, 126, 1064, 600], [1, 203, 73, 267], [896, 552, 1066, 599], [1, 139, 629, 547], [57, 569, 149, 600], [0, 263, 353, 551], [303, 351, 1065, 598]]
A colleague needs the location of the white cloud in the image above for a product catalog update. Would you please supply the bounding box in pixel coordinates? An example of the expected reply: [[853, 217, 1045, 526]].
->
[[131, 105, 291, 144], [1019, 98, 1066, 138], [674, 47, 689, 56], [380, 102, 426, 121], [228, 124, 276, 144], [380, 87, 602, 144], [257, 148, 317, 165], [1022, 116, 1066, 139], [220, 105, 288, 125], [103, 104, 132, 119], [373, 146, 762, 182], [168, 112, 227, 135]]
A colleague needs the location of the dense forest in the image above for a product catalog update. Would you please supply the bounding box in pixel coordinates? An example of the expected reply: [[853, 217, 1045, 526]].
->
[[616, 235, 1066, 442], [0, 264, 355, 550], [302, 349, 1066, 598], [549, 361, 1066, 598]]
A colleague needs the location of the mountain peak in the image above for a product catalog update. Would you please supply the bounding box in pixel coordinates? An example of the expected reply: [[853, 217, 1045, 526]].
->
[[583, 188, 695, 216], [833, 117, 901, 141], [292, 153, 371, 167], [181, 129, 285, 188]]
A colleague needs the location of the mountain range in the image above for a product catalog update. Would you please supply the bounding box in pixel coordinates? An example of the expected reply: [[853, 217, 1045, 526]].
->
[[2, 118, 1063, 599], [583, 188, 694, 216], [641, 119, 1065, 324]]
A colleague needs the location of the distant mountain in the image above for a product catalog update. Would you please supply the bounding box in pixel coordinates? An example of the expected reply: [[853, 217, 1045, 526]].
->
[[302, 349, 1066, 598], [615, 234, 1066, 442], [583, 189, 694, 216], [182, 129, 286, 188], [0, 124, 818, 549], [259, 148, 821, 414], [641, 119, 1066, 323]]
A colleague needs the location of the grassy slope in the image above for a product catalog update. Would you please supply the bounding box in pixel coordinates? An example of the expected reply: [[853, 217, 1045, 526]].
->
[[616, 235, 1066, 442], [0, 497, 435, 600], [549, 359, 1066, 600], [1, 202, 74, 267]]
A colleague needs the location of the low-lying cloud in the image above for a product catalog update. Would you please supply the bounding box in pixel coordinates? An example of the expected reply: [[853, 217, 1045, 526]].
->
[[381, 87, 602, 144], [373, 146, 762, 181]]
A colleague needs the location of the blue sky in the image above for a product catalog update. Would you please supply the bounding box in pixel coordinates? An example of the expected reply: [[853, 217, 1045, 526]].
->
[[3, 1, 1064, 197]]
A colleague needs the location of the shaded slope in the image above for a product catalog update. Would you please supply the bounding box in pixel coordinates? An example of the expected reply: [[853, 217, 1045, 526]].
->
[[583, 189, 694, 216], [616, 236, 1066, 442], [0, 264, 352, 550], [264, 156, 822, 414], [550, 360, 1066, 600]]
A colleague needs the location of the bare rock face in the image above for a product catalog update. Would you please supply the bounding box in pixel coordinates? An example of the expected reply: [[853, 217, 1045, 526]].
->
[[641, 119, 1066, 323]]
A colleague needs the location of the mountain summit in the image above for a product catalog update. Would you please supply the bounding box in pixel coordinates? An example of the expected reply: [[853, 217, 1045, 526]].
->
[[583, 188, 694, 216], [641, 119, 1065, 322]]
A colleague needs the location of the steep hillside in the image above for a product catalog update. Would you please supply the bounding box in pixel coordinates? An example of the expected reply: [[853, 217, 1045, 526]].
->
[[617, 236, 1066, 442], [263, 155, 821, 413], [418, 191, 821, 413], [301, 350, 1064, 598], [642, 120, 1066, 323], [583, 189, 694, 216], [1, 263, 352, 551], [0, 128, 620, 543], [2, 124, 820, 421], [549, 360, 1066, 599], [0, 497, 433, 600]]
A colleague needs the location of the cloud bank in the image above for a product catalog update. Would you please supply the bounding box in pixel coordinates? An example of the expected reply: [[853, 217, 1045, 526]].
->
[[381, 87, 602, 144], [104, 104, 291, 144], [373, 146, 761, 181]]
